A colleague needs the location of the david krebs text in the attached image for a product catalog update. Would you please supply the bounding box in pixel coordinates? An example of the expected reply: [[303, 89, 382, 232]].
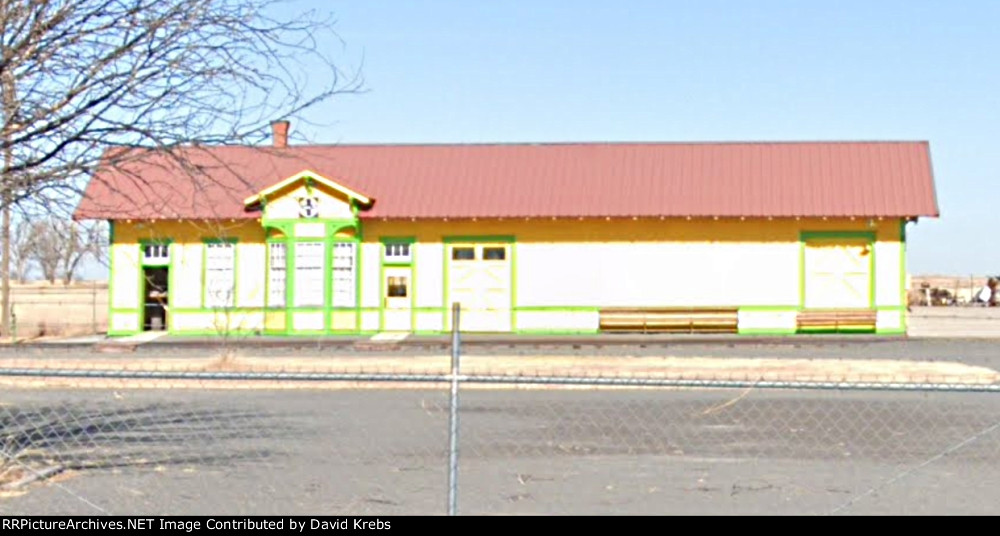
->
[[1, 517, 392, 531]]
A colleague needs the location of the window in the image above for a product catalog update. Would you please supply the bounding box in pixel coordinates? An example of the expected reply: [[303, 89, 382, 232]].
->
[[143, 243, 169, 264], [267, 243, 286, 308], [452, 247, 475, 261], [384, 242, 411, 263], [332, 242, 356, 307], [387, 276, 408, 297], [204, 242, 235, 308], [483, 247, 506, 261], [294, 241, 325, 307]]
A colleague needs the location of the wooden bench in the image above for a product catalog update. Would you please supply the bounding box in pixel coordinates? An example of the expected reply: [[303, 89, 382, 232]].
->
[[796, 309, 877, 332], [599, 307, 739, 334]]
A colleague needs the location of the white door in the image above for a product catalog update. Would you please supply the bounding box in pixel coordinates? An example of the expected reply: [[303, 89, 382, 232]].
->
[[383, 267, 412, 331], [803, 241, 872, 309], [447, 243, 512, 332]]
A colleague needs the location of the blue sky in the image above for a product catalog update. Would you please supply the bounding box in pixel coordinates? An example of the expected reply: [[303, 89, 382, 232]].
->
[[285, 0, 998, 275]]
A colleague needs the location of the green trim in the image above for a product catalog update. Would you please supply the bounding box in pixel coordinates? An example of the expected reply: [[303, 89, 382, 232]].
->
[[799, 231, 877, 241], [876, 328, 906, 336], [799, 231, 877, 310], [738, 328, 797, 335]]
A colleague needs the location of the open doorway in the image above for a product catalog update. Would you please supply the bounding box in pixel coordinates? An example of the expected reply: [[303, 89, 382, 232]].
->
[[143, 267, 169, 331]]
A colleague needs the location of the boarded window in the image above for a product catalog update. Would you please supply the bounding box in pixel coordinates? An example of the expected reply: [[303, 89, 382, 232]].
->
[[204, 242, 235, 308], [268, 242, 287, 308], [294, 242, 325, 307], [332, 242, 356, 307]]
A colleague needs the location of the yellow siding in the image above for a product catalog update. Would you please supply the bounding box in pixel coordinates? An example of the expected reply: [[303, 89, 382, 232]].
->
[[112, 221, 265, 319], [330, 311, 357, 331], [264, 310, 286, 331], [264, 184, 353, 220], [108, 216, 906, 334], [365, 218, 903, 309]]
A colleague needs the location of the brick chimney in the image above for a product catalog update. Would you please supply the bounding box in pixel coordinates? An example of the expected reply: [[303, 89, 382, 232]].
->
[[270, 120, 290, 148]]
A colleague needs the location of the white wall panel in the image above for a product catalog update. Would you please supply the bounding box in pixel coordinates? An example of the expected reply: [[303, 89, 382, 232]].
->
[[515, 241, 800, 307], [111, 244, 141, 309], [237, 243, 266, 307], [171, 243, 203, 308], [515, 311, 599, 331], [874, 241, 903, 307], [414, 243, 444, 308], [360, 243, 381, 308]]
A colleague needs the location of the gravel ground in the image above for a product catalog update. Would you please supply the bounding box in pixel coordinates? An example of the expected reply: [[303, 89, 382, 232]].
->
[[1, 387, 998, 515], [5, 336, 1000, 366]]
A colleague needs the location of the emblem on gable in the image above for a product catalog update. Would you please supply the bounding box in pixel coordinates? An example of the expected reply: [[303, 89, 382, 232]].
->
[[298, 196, 320, 218]]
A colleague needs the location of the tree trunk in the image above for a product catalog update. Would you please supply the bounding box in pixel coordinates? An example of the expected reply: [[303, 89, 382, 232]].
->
[[1, 68, 13, 339]]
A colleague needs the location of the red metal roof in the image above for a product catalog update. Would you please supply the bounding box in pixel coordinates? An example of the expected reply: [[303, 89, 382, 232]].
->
[[74, 141, 939, 221]]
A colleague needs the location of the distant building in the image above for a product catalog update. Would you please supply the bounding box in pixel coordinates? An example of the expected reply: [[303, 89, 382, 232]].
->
[[75, 122, 939, 336]]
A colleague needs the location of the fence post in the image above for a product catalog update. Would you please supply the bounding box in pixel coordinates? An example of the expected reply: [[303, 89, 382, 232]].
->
[[447, 301, 461, 516]]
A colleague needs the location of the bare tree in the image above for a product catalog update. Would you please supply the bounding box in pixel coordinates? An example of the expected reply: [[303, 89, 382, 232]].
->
[[10, 218, 33, 282], [26, 218, 104, 284], [0, 0, 360, 334]]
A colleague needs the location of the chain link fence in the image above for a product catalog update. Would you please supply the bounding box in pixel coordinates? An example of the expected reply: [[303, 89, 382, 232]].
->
[[1, 309, 999, 515]]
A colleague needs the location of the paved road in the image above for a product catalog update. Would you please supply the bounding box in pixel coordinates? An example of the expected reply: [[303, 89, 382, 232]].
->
[[1, 386, 998, 515]]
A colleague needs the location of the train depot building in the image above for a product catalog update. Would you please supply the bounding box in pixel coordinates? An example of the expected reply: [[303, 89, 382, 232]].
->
[[75, 125, 939, 337]]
